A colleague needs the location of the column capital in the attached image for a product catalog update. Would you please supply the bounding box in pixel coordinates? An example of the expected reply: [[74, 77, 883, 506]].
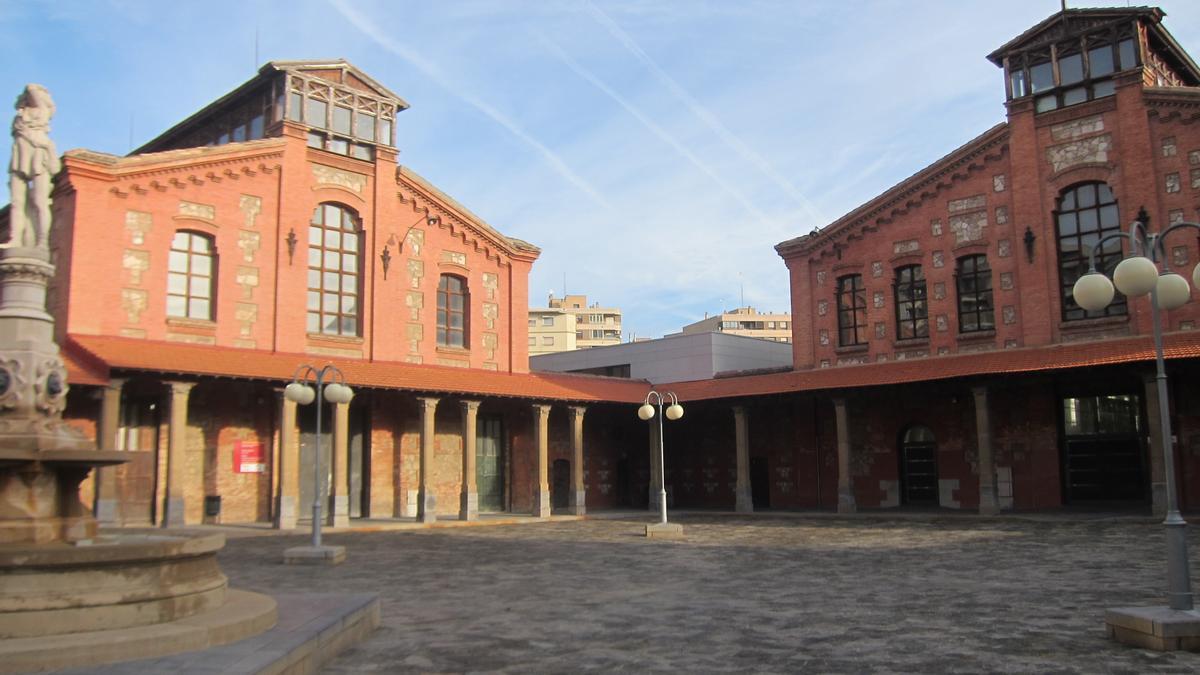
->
[[460, 399, 482, 413], [166, 381, 196, 396], [971, 384, 989, 398], [103, 377, 128, 392], [417, 396, 440, 411], [831, 396, 847, 408], [533, 403, 552, 417], [732, 404, 747, 418], [568, 405, 587, 418]]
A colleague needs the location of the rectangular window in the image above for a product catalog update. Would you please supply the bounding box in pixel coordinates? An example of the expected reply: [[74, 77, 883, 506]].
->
[[1118, 39, 1136, 70], [380, 119, 393, 146], [542, 336, 554, 345], [528, 318, 536, 327], [1059, 52, 1084, 85], [307, 204, 360, 336], [306, 98, 328, 129], [894, 266, 928, 340], [249, 113, 265, 140], [1010, 69, 1027, 98], [437, 275, 468, 348], [166, 231, 215, 321], [1088, 45, 1115, 78], [288, 92, 302, 121], [1030, 61, 1054, 93], [542, 316, 554, 326], [836, 274, 867, 346], [528, 336, 536, 346], [332, 106, 352, 135], [355, 111, 376, 142], [956, 255, 995, 333]]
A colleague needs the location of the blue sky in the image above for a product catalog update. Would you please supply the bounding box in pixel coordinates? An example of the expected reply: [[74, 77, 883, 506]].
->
[[4, 1, 1200, 340]]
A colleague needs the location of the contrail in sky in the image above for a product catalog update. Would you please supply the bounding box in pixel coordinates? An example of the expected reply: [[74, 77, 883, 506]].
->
[[582, 0, 827, 226], [539, 35, 775, 227], [329, 0, 611, 210]]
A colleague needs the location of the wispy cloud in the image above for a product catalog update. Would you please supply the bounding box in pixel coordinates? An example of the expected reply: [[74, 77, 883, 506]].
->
[[581, 0, 826, 225], [537, 33, 774, 227], [329, 0, 611, 210]]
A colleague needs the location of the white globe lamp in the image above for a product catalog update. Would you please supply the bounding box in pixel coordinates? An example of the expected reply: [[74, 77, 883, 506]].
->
[[1156, 273, 1192, 310], [1113, 255, 1159, 296], [665, 403, 684, 420], [284, 382, 315, 405], [1072, 272, 1115, 312], [637, 403, 655, 421]]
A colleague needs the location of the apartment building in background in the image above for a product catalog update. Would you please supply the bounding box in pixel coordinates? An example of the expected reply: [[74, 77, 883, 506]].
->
[[533, 294, 622, 350], [527, 306, 577, 355], [679, 306, 792, 343]]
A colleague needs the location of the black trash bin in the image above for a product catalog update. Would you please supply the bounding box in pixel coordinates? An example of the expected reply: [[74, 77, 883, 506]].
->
[[204, 495, 221, 522]]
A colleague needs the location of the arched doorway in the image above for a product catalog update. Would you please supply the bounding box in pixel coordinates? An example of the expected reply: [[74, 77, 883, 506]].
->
[[899, 425, 938, 505]]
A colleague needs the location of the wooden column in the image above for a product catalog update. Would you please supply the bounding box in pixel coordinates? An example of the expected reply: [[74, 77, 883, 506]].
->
[[274, 392, 299, 529], [833, 397, 856, 514], [329, 400, 351, 528], [973, 385, 999, 515], [733, 405, 753, 513], [460, 400, 481, 521], [417, 397, 439, 523], [93, 378, 126, 525], [533, 403, 552, 518], [163, 381, 195, 527], [568, 406, 587, 515]]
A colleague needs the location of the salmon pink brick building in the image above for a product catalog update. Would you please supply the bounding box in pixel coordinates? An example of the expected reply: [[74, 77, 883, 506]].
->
[[46, 60, 651, 528]]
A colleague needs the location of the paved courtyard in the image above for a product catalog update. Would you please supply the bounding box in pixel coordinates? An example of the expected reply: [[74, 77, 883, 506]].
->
[[216, 514, 1200, 673]]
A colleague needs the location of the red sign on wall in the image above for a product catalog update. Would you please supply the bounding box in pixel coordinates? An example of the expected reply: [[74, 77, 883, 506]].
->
[[234, 441, 265, 474]]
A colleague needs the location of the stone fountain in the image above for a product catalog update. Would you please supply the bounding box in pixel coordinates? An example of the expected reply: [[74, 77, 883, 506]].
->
[[0, 84, 276, 673]]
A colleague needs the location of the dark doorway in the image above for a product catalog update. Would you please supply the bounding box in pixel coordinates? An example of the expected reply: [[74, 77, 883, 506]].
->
[[1061, 394, 1146, 503], [298, 401, 333, 522], [477, 415, 505, 512], [552, 459, 570, 510], [615, 458, 631, 507], [348, 402, 369, 518], [900, 425, 938, 505], [750, 456, 771, 508]]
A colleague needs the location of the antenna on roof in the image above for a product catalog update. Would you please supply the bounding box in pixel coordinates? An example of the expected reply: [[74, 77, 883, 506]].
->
[[1060, 0, 1067, 11], [254, 25, 260, 67], [128, 112, 134, 153]]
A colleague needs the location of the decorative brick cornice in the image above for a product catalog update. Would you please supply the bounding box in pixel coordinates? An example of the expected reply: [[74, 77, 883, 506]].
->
[[776, 123, 1009, 262]]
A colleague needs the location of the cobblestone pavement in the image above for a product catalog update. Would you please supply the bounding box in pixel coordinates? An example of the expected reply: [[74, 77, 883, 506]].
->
[[216, 513, 1200, 673]]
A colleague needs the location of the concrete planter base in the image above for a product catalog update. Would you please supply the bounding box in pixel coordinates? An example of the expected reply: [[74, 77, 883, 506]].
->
[[283, 544, 347, 566], [1106, 606, 1200, 651], [645, 523, 684, 539]]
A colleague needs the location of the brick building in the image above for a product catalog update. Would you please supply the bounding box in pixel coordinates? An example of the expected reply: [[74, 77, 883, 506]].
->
[[657, 6, 1200, 515], [46, 60, 654, 527]]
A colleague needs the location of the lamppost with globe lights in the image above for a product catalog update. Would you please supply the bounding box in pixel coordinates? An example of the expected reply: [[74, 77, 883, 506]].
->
[[1072, 214, 1200, 646], [281, 364, 353, 565], [638, 390, 684, 537]]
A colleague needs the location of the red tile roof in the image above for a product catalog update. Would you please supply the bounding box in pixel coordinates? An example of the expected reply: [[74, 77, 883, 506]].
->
[[62, 340, 110, 386], [667, 331, 1200, 401], [66, 334, 650, 403]]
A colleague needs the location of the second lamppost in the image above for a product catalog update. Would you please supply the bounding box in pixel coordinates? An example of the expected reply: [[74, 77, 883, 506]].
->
[[1072, 214, 1200, 648], [639, 390, 684, 538], [281, 363, 354, 566]]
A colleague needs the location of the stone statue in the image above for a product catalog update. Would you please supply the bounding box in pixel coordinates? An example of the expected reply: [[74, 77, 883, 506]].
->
[[7, 84, 60, 249]]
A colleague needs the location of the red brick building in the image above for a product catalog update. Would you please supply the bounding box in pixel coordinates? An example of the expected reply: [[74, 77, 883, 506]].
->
[[44, 7, 1200, 526], [48, 60, 652, 527], [661, 6, 1200, 516]]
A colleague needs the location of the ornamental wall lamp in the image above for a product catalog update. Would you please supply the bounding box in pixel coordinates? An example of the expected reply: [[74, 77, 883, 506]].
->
[[637, 390, 683, 528], [1072, 214, 1200, 621], [398, 214, 440, 254], [285, 228, 298, 265], [1023, 226, 1036, 263], [380, 245, 392, 280], [283, 364, 354, 556]]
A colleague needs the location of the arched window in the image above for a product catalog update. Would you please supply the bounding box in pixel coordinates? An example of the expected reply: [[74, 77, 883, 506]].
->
[[166, 230, 216, 320], [836, 274, 867, 347], [894, 265, 928, 340], [1056, 182, 1125, 321], [956, 255, 994, 333], [438, 274, 468, 348], [307, 203, 361, 336]]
